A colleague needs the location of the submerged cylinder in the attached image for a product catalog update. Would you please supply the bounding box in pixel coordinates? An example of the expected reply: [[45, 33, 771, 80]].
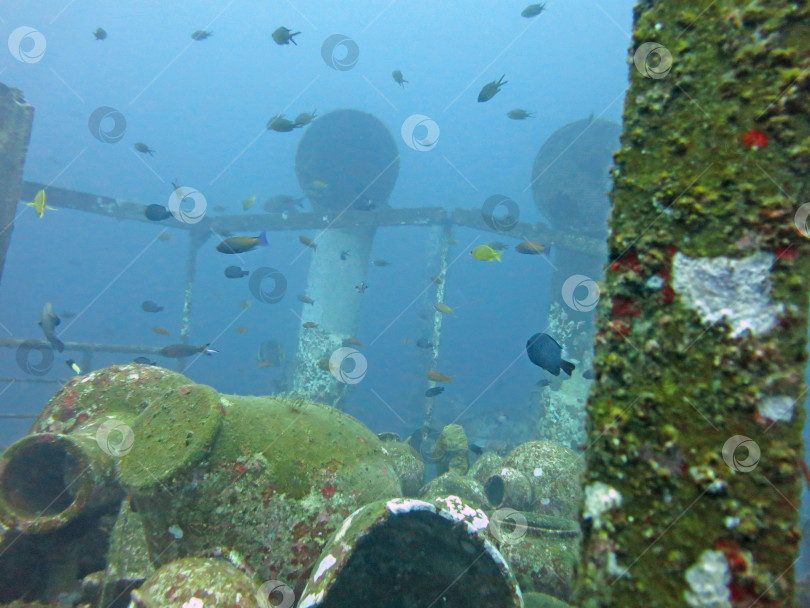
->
[[291, 109, 399, 405]]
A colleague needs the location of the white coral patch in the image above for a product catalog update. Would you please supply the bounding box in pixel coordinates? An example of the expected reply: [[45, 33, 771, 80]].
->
[[671, 252, 782, 338], [386, 498, 435, 514], [684, 550, 731, 608], [759, 395, 794, 422], [435, 495, 489, 530], [583, 482, 623, 529]]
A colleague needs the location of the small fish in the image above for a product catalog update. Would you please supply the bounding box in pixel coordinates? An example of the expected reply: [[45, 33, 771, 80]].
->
[[60, 312, 76, 319], [372, 259, 392, 267], [264, 195, 305, 212], [242, 195, 256, 211], [343, 337, 363, 347], [416, 338, 434, 349], [238, 300, 252, 310], [141, 300, 163, 313], [515, 240, 548, 255], [470, 245, 502, 262], [145, 204, 172, 221], [66, 359, 81, 374], [258, 361, 275, 368], [27, 190, 55, 218], [234, 326, 248, 334], [392, 70, 408, 87], [133, 356, 156, 365], [267, 115, 300, 132], [426, 371, 453, 383], [521, 3, 546, 18], [224, 266, 249, 279], [294, 111, 318, 127], [302, 322, 318, 329], [446, 238, 459, 245], [355, 281, 368, 294], [212, 205, 227, 213], [133, 142, 155, 155], [340, 250, 350, 260], [583, 369, 595, 380], [526, 333, 575, 376], [39, 302, 64, 351], [487, 241, 509, 250], [434, 302, 455, 315], [191, 30, 213, 40], [425, 386, 445, 398], [152, 326, 170, 336], [297, 295, 315, 305], [272, 26, 300, 45], [317, 357, 332, 372], [507, 109, 535, 120], [217, 232, 269, 254], [298, 235, 317, 250], [430, 276, 442, 284], [310, 179, 328, 189], [478, 75, 507, 102], [93, 27, 107, 41], [158, 343, 217, 358], [157, 233, 172, 241]]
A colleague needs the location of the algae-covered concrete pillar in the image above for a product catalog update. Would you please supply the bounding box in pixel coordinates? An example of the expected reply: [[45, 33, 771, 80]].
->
[[577, 3, 809, 607], [291, 110, 399, 406], [0, 83, 34, 292]]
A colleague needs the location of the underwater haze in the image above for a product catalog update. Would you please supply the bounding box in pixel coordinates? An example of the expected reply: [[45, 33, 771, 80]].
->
[[4, 0, 810, 605]]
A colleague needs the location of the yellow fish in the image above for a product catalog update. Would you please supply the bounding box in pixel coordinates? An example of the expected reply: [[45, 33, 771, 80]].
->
[[242, 195, 256, 211], [470, 245, 502, 262], [311, 180, 328, 189], [239, 299, 253, 310], [27, 190, 56, 218], [434, 302, 455, 315]]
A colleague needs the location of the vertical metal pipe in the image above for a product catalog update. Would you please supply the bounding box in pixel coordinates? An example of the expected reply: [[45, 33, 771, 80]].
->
[[0, 83, 34, 294]]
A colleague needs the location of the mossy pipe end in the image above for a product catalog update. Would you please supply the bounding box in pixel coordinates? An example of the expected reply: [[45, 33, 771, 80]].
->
[[299, 497, 523, 608], [0, 432, 123, 533], [119, 384, 223, 492]]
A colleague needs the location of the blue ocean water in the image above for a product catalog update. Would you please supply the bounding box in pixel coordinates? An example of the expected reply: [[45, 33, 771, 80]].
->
[[3, 0, 809, 601]]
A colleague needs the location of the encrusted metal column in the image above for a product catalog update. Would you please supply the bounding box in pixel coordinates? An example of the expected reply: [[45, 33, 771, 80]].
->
[[577, 3, 809, 607], [0, 83, 34, 292]]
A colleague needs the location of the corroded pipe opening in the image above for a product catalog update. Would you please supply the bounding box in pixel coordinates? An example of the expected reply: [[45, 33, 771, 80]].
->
[[484, 474, 506, 507], [484, 468, 532, 510], [0, 433, 120, 533], [319, 511, 515, 607]]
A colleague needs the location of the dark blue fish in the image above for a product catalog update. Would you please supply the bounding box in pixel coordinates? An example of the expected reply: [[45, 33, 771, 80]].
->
[[526, 333, 575, 376], [425, 386, 445, 397], [145, 204, 172, 221]]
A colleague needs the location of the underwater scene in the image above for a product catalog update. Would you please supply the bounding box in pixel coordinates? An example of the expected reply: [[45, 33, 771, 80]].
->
[[1, 1, 809, 606]]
